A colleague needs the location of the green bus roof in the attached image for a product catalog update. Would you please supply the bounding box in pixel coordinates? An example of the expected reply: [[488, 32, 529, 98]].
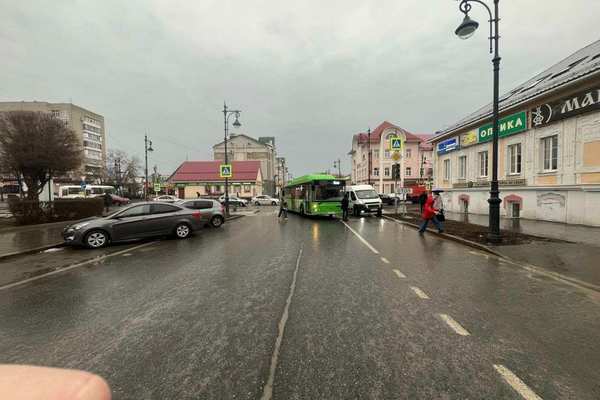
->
[[285, 174, 345, 188]]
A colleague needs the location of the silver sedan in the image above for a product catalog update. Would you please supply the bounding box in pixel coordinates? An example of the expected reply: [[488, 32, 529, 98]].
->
[[63, 202, 204, 249]]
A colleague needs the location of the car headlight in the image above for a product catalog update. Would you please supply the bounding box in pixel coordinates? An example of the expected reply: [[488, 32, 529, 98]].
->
[[73, 222, 90, 230]]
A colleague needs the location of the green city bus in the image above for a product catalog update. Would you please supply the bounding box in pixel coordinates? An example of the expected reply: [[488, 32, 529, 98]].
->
[[283, 174, 346, 217]]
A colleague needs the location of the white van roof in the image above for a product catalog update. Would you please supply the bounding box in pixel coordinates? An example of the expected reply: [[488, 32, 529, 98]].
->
[[346, 184, 376, 191]]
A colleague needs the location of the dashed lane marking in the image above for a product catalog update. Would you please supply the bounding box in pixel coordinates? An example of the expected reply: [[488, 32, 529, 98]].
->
[[260, 245, 303, 400], [393, 269, 406, 279], [410, 286, 430, 299], [341, 221, 380, 254], [0, 241, 158, 292], [494, 365, 543, 400], [380, 257, 390, 264], [438, 314, 470, 336]]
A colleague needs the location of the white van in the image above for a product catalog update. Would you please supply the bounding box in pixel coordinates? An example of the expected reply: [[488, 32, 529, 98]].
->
[[346, 184, 382, 217]]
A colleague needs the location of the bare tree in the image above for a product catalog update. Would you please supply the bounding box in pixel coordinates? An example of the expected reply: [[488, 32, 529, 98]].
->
[[0, 111, 82, 201], [106, 149, 141, 197]]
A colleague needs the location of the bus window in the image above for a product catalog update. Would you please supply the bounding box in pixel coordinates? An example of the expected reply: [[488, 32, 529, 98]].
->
[[315, 183, 344, 201]]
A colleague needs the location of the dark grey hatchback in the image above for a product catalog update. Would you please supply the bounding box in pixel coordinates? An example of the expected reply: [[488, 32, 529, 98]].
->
[[63, 202, 204, 249]]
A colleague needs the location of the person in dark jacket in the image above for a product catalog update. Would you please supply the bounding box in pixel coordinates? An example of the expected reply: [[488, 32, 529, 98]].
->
[[103, 192, 112, 213], [418, 191, 428, 214], [418, 191, 443, 234], [341, 192, 349, 221], [278, 200, 288, 220]]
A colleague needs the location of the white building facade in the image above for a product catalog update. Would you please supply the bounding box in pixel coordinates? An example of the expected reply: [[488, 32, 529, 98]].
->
[[431, 40, 600, 226]]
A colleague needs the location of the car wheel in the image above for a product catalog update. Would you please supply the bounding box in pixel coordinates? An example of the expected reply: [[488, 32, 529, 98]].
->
[[271, 201, 277, 206], [84, 230, 109, 249], [174, 223, 192, 239], [255, 201, 261, 206], [210, 215, 224, 228]]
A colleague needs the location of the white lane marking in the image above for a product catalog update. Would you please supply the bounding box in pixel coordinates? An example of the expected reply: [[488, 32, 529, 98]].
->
[[393, 269, 406, 279], [438, 314, 470, 336], [380, 257, 390, 264], [0, 241, 158, 292], [410, 286, 430, 299], [261, 245, 303, 400], [494, 364, 543, 400], [341, 221, 379, 254]]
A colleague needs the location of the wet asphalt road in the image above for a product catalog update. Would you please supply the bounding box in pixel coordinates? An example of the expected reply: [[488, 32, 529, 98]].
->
[[1, 209, 599, 399]]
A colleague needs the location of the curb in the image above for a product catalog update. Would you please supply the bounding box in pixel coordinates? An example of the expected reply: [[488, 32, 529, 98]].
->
[[0, 242, 65, 262]]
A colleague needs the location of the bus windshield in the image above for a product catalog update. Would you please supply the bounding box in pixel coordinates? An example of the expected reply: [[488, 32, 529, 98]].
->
[[356, 189, 379, 199], [315, 182, 344, 201]]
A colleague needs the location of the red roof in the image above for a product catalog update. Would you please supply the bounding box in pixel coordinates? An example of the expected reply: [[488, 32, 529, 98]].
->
[[169, 161, 261, 182], [355, 121, 425, 144]]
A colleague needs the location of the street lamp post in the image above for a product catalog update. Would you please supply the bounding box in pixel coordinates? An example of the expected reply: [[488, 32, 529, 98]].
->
[[455, 0, 502, 242], [222, 102, 241, 216], [367, 128, 371, 185], [333, 159, 342, 177], [144, 134, 154, 201]]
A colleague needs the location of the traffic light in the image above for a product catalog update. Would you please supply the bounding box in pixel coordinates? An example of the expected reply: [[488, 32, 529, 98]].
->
[[392, 164, 400, 180]]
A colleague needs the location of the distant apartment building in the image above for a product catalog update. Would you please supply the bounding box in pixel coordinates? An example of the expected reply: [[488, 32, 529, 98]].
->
[[0, 101, 106, 182], [430, 39, 600, 225], [213, 134, 277, 195], [350, 121, 433, 193]]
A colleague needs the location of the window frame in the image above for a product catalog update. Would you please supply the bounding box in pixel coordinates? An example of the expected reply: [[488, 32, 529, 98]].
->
[[443, 159, 451, 181], [478, 151, 489, 178], [541, 135, 558, 172], [507, 143, 522, 175], [458, 155, 467, 179]]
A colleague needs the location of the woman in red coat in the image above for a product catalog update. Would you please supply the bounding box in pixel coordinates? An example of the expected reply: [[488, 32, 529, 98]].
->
[[418, 190, 444, 234]]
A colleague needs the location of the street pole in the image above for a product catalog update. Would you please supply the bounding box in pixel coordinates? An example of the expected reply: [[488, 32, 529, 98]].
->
[[394, 163, 399, 215], [367, 128, 371, 186], [455, 0, 502, 243], [144, 135, 149, 201], [222, 102, 242, 216]]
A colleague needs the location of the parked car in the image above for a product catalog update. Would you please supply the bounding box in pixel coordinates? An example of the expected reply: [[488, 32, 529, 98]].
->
[[62, 202, 203, 249], [379, 193, 403, 205], [153, 195, 180, 203], [176, 199, 225, 228], [252, 195, 280, 206], [217, 195, 248, 207], [110, 194, 131, 206]]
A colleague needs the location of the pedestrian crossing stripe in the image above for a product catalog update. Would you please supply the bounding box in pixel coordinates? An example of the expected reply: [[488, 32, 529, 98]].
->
[[220, 164, 233, 178]]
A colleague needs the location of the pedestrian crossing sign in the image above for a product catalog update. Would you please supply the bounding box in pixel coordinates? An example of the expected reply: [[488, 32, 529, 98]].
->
[[220, 164, 233, 178], [389, 136, 403, 151]]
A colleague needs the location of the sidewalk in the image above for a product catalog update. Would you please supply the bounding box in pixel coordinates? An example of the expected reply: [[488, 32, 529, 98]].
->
[[0, 220, 69, 259]]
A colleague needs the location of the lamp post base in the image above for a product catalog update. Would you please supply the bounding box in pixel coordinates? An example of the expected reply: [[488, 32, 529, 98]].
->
[[487, 194, 502, 243]]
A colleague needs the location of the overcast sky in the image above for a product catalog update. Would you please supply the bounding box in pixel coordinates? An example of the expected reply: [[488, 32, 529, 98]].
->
[[2, 0, 599, 177]]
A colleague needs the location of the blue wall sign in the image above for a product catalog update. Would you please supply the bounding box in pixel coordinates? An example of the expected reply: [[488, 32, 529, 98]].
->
[[437, 137, 459, 155]]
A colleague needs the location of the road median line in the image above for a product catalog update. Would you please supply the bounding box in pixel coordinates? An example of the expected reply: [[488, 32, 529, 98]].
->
[[341, 221, 379, 254], [494, 364, 543, 400]]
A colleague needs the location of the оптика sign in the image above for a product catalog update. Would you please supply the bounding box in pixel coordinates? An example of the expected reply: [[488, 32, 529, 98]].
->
[[478, 111, 527, 143]]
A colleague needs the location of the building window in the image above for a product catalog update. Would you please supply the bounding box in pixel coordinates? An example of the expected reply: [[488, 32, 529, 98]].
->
[[478, 151, 489, 178], [384, 150, 391, 159], [542, 135, 558, 171], [458, 156, 467, 179], [508, 143, 522, 175], [362, 154, 365, 161], [405, 167, 412, 176], [384, 167, 390, 177], [374, 150, 379, 158], [373, 168, 379, 176], [443, 159, 451, 181], [405, 149, 411, 158]]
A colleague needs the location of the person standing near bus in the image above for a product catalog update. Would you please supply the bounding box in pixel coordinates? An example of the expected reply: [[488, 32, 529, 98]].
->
[[103, 192, 112, 214], [341, 192, 349, 221], [278, 199, 288, 220]]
